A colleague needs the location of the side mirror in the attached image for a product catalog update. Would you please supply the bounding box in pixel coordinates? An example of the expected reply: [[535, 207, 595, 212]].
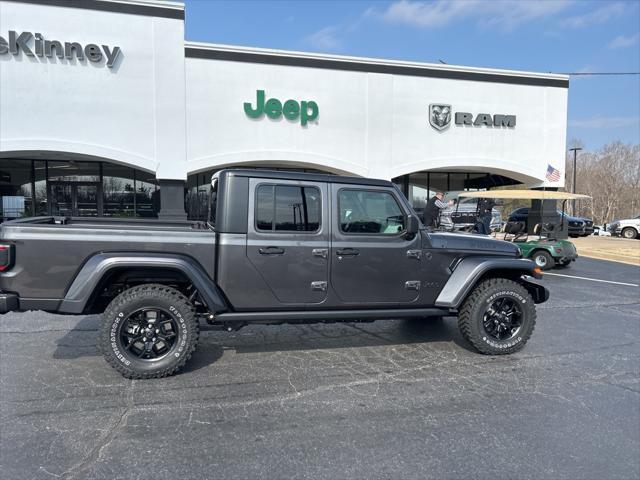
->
[[406, 215, 420, 236]]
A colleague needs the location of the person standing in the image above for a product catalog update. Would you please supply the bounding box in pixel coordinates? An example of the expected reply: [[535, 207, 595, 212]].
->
[[422, 191, 452, 230], [476, 197, 497, 235]]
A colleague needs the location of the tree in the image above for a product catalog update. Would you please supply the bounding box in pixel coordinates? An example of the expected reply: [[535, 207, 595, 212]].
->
[[565, 141, 640, 224]]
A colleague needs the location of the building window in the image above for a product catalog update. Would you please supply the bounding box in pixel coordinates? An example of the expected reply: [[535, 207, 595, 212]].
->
[[186, 171, 214, 221], [103, 163, 136, 217], [0, 159, 33, 220], [0, 158, 159, 221]]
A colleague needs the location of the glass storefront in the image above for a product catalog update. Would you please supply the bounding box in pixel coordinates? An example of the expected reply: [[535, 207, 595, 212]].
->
[[0, 158, 160, 221]]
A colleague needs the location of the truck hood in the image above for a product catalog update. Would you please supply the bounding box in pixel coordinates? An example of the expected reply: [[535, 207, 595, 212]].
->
[[427, 231, 520, 256]]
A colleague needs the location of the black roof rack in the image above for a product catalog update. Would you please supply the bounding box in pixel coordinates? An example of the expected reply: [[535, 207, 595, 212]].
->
[[219, 168, 393, 188]]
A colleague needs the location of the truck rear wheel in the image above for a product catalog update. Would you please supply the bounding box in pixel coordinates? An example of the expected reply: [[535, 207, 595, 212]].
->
[[458, 278, 536, 355], [99, 284, 199, 379]]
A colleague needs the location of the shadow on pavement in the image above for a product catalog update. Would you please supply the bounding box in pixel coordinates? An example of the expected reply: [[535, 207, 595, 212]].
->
[[51, 316, 473, 372]]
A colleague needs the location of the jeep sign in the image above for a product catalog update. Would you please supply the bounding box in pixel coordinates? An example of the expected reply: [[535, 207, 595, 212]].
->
[[244, 90, 319, 126], [0, 31, 122, 68]]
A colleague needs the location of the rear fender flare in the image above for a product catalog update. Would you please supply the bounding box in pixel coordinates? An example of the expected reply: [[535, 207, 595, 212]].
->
[[435, 257, 544, 308], [59, 253, 228, 314]]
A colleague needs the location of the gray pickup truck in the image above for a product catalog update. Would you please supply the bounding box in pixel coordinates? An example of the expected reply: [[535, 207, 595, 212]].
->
[[0, 169, 548, 378]]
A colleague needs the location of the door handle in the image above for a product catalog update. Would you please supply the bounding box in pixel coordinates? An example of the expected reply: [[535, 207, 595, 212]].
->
[[312, 248, 328, 259], [259, 246, 285, 255], [336, 248, 359, 256], [407, 249, 422, 260]]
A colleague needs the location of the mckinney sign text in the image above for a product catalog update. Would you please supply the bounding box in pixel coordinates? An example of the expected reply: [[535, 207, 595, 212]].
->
[[0, 31, 122, 68]]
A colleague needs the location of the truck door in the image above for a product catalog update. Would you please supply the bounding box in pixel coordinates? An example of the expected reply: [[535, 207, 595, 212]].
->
[[246, 178, 329, 305], [330, 185, 423, 305]]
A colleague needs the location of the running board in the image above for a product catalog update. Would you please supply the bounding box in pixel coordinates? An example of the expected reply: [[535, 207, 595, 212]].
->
[[213, 308, 449, 323]]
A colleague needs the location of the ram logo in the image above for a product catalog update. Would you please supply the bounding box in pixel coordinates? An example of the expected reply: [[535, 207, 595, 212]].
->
[[429, 104, 452, 131]]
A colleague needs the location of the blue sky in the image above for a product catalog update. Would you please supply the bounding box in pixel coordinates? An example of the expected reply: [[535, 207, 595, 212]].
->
[[184, 0, 640, 150]]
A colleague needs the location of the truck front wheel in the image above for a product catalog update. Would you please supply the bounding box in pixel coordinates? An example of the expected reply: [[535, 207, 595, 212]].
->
[[99, 284, 199, 379], [458, 278, 536, 355]]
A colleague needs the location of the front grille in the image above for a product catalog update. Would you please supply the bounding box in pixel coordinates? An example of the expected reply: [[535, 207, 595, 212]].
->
[[450, 213, 476, 224]]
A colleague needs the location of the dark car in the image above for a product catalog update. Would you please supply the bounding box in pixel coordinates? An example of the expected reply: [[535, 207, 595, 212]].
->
[[508, 208, 591, 237], [1, 169, 547, 379]]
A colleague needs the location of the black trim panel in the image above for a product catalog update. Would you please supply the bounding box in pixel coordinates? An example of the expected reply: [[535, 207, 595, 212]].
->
[[5, 0, 185, 19], [215, 308, 448, 323], [59, 253, 228, 314], [18, 298, 61, 312], [185, 48, 569, 88]]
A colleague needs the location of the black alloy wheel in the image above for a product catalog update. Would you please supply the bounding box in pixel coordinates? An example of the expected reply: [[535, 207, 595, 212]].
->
[[482, 296, 523, 341], [118, 308, 180, 362]]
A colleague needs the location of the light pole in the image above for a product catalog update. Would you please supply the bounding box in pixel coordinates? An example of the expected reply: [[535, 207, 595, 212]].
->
[[568, 147, 582, 214]]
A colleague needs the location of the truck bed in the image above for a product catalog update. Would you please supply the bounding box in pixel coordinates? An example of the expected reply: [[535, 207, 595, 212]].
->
[[0, 217, 216, 304]]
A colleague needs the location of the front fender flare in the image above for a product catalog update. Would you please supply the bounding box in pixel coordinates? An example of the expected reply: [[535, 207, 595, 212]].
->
[[59, 252, 228, 314], [435, 257, 544, 308]]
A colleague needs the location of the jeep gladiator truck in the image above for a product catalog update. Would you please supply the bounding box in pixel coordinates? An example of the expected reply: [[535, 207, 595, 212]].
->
[[0, 169, 548, 378]]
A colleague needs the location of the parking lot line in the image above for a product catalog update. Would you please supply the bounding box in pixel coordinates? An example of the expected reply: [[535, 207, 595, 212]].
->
[[545, 272, 639, 287]]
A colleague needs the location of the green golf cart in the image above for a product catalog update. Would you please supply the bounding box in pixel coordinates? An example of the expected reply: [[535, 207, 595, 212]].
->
[[458, 191, 591, 270]]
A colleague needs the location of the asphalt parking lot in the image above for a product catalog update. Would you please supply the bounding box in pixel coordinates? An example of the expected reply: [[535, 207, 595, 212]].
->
[[1, 257, 639, 480]]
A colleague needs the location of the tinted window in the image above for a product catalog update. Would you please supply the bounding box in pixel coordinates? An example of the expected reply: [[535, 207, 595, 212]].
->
[[256, 185, 321, 232], [256, 185, 274, 231], [339, 189, 405, 234]]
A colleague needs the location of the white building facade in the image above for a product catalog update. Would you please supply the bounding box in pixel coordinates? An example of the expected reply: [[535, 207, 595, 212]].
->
[[0, 0, 569, 220]]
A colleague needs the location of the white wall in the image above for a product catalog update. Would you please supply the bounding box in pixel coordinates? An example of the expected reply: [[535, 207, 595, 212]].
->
[[0, 1, 569, 187], [0, 0, 187, 180], [186, 53, 568, 187]]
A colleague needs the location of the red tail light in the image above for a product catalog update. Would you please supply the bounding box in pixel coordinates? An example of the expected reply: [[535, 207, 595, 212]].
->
[[0, 244, 14, 272]]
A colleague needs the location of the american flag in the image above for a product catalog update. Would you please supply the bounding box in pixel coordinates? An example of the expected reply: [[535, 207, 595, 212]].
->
[[546, 164, 561, 182]]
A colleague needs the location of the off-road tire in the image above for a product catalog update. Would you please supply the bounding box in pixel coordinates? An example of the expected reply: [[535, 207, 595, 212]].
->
[[621, 227, 638, 240], [458, 278, 536, 355], [99, 284, 199, 379], [532, 250, 555, 270]]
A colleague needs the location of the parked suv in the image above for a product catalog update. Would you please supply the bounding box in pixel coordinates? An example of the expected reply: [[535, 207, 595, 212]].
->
[[440, 196, 502, 232], [0, 169, 547, 379], [508, 208, 591, 237], [609, 215, 640, 239]]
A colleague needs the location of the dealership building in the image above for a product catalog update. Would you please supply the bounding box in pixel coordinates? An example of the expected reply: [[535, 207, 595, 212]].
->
[[0, 0, 569, 221]]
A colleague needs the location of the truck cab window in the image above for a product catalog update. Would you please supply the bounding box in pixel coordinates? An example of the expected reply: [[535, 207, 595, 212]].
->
[[339, 189, 405, 234], [256, 184, 321, 232], [208, 178, 218, 228]]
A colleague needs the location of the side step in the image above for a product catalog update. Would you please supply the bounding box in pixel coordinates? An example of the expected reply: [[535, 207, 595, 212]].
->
[[213, 308, 449, 324]]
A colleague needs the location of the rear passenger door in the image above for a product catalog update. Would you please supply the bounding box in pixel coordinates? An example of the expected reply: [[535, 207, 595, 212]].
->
[[246, 178, 329, 305], [330, 185, 423, 305]]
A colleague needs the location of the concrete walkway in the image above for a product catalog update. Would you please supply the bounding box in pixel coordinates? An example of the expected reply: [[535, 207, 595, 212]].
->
[[571, 236, 640, 266]]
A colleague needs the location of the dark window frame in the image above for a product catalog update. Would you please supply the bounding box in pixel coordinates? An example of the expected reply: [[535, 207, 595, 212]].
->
[[337, 187, 407, 237], [254, 183, 322, 234]]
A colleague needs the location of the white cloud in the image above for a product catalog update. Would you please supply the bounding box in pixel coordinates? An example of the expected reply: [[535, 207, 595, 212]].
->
[[560, 2, 626, 28], [609, 32, 640, 49], [305, 26, 341, 51], [379, 0, 572, 31], [569, 116, 640, 129]]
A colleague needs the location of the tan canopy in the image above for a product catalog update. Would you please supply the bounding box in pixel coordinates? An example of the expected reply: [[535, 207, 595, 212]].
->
[[458, 190, 591, 201]]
